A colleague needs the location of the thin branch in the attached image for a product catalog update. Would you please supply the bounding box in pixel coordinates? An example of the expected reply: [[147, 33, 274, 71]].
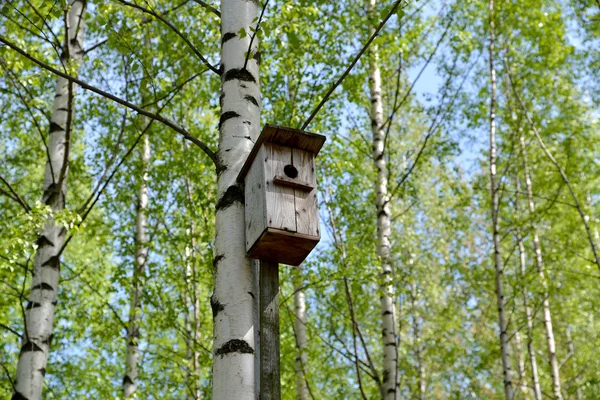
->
[[300, 0, 408, 130], [114, 0, 220, 74], [0, 175, 31, 212], [0, 34, 218, 164], [192, 0, 220, 16], [243, 0, 269, 70]]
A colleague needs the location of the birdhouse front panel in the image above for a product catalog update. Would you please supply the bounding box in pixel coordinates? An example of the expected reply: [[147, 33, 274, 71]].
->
[[239, 125, 325, 266]]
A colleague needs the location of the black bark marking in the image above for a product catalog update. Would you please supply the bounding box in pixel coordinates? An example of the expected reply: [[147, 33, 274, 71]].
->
[[242, 120, 252, 126], [211, 295, 225, 318], [49, 122, 64, 133], [387, 388, 397, 394], [213, 254, 225, 268], [11, 392, 28, 400], [215, 339, 254, 357], [222, 32, 236, 43], [31, 281, 54, 291], [123, 375, 134, 385], [20, 341, 44, 354], [216, 185, 244, 211], [244, 95, 259, 107], [218, 64, 224, 75], [36, 235, 54, 248], [42, 256, 60, 270], [383, 369, 390, 383], [224, 68, 256, 83], [219, 111, 241, 130], [248, 291, 255, 299], [39, 367, 46, 377], [382, 310, 392, 315], [253, 51, 261, 65], [26, 302, 42, 310]]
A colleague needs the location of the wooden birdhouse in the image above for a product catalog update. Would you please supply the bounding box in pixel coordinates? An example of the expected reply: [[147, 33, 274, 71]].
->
[[237, 125, 326, 266]]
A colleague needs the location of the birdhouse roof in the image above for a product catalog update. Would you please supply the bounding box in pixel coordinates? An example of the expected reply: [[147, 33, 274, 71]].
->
[[237, 125, 326, 183]]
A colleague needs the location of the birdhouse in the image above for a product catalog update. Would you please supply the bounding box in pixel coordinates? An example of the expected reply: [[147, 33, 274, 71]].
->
[[237, 125, 326, 266]]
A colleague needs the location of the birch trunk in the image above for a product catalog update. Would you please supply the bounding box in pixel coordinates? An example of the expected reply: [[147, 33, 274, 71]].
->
[[514, 331, 529, 397], [13, 2, 86, 399], [123, 70, 151, 398], [367, 1, 398, 398], [519, 136, 563, 399], [212, 0, 260, 398], [566, 328, 582, 400], [410, 283, 426, 400], [488, 2, 513, 398], [184, 166, 201, 400], [515, 198, 543, 400], [293, 265, 309, 400]]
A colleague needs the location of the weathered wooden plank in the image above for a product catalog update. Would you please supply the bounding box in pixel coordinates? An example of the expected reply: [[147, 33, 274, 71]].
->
[[248, 228, 320, 266], [293, 148, 320, 237], [272, 175, 314, 192], [265, 143, 296, 233], [245, 146, 267, 252], [260, 260, 280, 400]]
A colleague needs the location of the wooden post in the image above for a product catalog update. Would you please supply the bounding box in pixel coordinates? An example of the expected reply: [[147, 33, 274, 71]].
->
[[260, 260, 280, 400]]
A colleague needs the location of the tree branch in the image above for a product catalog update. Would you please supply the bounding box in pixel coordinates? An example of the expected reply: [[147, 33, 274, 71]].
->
[[0, 34, 218, 164], [0, 175, 31, 212], [114, 0, 220, 75], [300, 0, 409, 130], [192, 0, 220, 17]]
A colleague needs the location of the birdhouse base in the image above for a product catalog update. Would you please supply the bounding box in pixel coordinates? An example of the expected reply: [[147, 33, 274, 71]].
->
[[248, 228, 319, 266]]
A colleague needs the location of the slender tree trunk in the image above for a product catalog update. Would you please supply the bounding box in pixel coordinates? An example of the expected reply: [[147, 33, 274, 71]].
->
[[211, 0, 260, 398], [410, 283, 426, 400], [515, 187, 543, 400], [293, 265, 309, 400], [514, 331, 529, 397], [367, 1, 398, 398], [13, 2, 86, 399], [184, 166, 201, 400], [519, 136, 563, 400], [123, 55, 152, 398], [488, 2, 513, 398], [566, 328, 582, 400]]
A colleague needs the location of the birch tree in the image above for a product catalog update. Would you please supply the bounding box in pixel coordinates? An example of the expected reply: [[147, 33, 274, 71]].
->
[[293, 265, 309, 400], [487, 0, 513, 397], [12, 2, 86, 399], [211, 0, 261, 398], [519, 135, 563, 399], [123, 34, 152, 398], [367, 0, 399, 397]]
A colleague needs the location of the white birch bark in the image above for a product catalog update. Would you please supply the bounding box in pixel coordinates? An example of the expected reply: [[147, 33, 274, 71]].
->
[[13, 2, 86, 399], [123, 89, 151, 399], [367, 1, 398, 398], [293, 265, 309, 400], [184, 167, 201, 400], [566, 328, 582, 400], [410, 283, 426, 400], [212, 0, 260, 398], [488, 2, 513, 398], [515, 203, 543, 400], [519, 135, 563, 400], [514, 331, 529, 397]]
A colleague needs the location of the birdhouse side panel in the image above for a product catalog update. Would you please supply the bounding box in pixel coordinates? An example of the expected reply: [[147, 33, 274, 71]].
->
[[244, 146, 268, 252], [293, 148, 320, 238], [264, 143, 296, 232]]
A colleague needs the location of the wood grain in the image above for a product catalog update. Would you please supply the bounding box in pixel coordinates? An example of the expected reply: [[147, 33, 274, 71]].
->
[[244, 146, 267, 252], [260, 260, 280, 400], [293, 148, 320, 237], [248, 228, 320, 266], [265, 143, 296, 232]]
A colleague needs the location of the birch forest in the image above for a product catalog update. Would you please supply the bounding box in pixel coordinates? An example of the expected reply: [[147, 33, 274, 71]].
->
[[1, 0, 600, 399]]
